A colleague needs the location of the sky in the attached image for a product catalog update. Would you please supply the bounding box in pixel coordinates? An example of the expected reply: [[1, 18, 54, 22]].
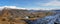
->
[[0, 0, 60, 10]]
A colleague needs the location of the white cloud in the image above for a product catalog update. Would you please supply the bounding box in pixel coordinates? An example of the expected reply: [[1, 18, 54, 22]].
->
[[41, 0, 60, 6], [0, 6, 27, 10], [4, 6, 17, 9], [0, 6, 16, 9], [0, 6, 60, 10]]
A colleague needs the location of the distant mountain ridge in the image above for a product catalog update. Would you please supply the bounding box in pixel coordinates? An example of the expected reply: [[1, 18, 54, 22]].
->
[[0, 6, 60, 10], [0, 7, 56, 18]]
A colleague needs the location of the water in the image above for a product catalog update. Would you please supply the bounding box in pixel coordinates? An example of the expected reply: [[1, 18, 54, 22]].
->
[[24, 14, 60, 24]]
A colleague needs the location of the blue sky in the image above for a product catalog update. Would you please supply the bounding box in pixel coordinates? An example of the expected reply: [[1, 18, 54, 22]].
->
[[0, 0, 60, 10], [0, 0, 16, 6]]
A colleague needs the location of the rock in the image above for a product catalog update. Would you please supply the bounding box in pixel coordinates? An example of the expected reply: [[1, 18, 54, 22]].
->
[[24, 14, 60, 24]]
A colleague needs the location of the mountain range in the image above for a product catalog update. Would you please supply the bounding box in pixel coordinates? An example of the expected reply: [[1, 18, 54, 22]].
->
[[0, 7, 60, 24]]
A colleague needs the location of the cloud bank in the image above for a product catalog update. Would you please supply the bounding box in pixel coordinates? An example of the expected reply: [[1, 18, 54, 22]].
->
[[0, 6, 26, 10], [41, 0, 60, 6], [0, 6, 60, 10]]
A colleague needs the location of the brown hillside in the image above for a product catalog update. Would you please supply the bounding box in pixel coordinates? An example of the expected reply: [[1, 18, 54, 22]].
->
[[0, 8, 55, 24]]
